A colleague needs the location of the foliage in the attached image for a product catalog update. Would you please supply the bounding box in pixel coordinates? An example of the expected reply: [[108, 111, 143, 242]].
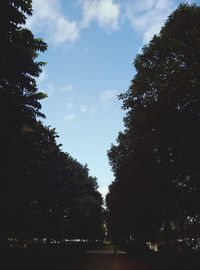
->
[[0, 0, 104, 244], [0, 0, 47, 241], [106, 3, 200, 247]]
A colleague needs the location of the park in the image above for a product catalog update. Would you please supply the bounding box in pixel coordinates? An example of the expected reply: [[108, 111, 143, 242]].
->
[[1, 1, 200, 269]]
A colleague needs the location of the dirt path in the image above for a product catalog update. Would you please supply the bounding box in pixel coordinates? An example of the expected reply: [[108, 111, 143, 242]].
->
[[2, 242, 153, 270], [85, 241, 126, 255], [70, 254, 152, 270], [71, 242, 152, 270]]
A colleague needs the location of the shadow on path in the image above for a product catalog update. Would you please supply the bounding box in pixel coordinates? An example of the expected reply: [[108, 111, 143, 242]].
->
[[71, 254, 152, 270], [85, 249, 126, 255]]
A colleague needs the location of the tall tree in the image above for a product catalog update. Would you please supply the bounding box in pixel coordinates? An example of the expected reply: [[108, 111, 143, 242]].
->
[[0, 0, 47, 241], [61, 157, 104, 240], [0, 0, 104, 245], [107, 3, 200, 248]]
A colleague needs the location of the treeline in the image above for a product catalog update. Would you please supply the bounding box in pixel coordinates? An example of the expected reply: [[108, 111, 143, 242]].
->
[[106, 4, 200, 252], [0, 0, 104, 245]]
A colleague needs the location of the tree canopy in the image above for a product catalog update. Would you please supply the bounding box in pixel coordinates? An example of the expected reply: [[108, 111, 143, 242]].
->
[[0, 0, 104, 245], [106, 3, 200, 250]]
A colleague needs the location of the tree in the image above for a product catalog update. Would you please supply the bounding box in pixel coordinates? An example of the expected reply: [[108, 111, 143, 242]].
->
[[0, 0, 47, 127], [107, 3, 200, 249], [0, 0, 104, 245], [61, 157, 104, 240], [0, 0, 47, 241], [3, 119, 105, 241]]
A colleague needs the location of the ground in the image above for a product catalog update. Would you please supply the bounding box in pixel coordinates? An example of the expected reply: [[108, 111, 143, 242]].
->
[[1, 242, 199, 270]]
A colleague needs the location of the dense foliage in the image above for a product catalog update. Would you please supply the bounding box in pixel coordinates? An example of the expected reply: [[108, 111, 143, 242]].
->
[[0, 0, 104, 245], [107, 4, 200, 250]]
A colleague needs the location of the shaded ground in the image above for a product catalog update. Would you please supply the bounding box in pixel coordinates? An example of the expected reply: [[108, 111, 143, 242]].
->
[[1, 242, 199, 270], [85, 241, 126, 254], [70, 254, 151, 270], [2, 252, 152, 270]]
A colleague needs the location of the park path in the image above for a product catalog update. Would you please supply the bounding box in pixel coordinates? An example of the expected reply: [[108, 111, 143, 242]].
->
[[71, 254, 152, 270], [4, 242, 153, 270], [68, 242, 153, 270], [85, 241, 126, 255]]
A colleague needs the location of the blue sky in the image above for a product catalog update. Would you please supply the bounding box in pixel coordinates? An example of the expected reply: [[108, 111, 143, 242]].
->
[[27, 0, 199, 197]]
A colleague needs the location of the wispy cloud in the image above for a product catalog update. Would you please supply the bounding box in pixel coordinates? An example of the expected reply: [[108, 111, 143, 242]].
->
[[27, 0, 120, 45], [26, 0, 79, 44], [80, 105, 97, 115], [100, 89, 119, 108], [64, 114, 75, 123], [60, 84, 74, 93], [27, 0, 197, 46], [65, 101, 97, 115], [79, 0, 120, 32], [125, 0, 176, 44], [42, 84, 55, 97], [66, 102, 75, 110], [80, 105, 87, 113]]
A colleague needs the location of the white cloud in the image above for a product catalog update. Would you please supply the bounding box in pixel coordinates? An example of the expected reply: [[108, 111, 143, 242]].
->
[[80, 0, 120, 32], [64, 114, 75, 123], [26, 0, 196, 46], [98, 185, 109, 198], [26, 0, 80, 44], [89, 106, 97, 115], [60, 84, 74, 93], [80, 105, 88, 113], [100, 89, 119, 107], [42, 84, 55, 97], [26, 0, 120, 45], [126, 0, 176, 44], [66, 102, 74, 110], [80, 105, 97, 115]]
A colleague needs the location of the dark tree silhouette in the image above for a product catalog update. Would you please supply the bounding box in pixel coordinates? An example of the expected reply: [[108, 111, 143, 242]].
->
[[0, 0, 104, 246], [0, 0, 47, 242], [107, 3, 200, 251]]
